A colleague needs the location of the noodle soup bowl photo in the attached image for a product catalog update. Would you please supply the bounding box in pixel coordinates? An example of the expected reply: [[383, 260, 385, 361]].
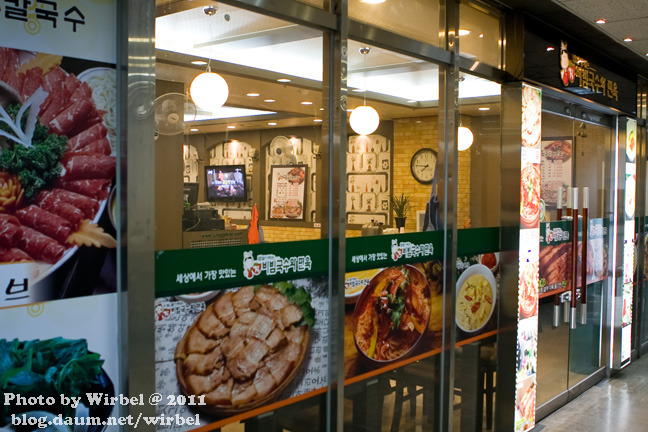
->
[[455, 264, 497, 333], [353, 265, 431, 368]]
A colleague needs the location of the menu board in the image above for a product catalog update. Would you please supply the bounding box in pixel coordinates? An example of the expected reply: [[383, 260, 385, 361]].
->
[[621, 118, 637, 366], [541, 138, 572, 209], [515, 84, 542, 432], [154, 277, 329, 431], [269, 165, 307, 221]]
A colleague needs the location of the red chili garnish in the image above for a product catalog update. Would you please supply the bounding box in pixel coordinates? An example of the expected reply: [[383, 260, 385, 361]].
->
[[485, 295, 492, 304], [471, 302, 481, 314], [481, 253, 497, 268], [465, 295, 473, 301]]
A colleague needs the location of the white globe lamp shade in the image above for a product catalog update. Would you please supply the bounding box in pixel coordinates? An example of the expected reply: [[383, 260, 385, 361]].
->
[[190, 72, 229, 111], [458, 126, 474, 151], [350, 105, 380, 136]]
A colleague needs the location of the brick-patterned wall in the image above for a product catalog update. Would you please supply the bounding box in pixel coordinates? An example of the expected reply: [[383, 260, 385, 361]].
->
[[393, 117, 471, 231], [261, 226, 321, 243]]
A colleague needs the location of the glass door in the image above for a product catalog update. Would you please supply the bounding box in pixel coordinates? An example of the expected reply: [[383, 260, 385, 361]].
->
[[536, 102, 613, 409]]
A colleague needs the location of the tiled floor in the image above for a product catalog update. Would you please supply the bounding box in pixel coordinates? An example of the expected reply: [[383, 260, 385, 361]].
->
[[535, 354, 648, 432]]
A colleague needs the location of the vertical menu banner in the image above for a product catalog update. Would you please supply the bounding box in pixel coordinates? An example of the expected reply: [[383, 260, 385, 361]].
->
[[0, 2, 119, 430], [621, 118, 637, 366], [515, 84, 542, 432]]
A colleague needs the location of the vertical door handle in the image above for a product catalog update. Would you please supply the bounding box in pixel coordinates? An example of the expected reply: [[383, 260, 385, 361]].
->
[[570, 188, 579, 330], [581, 187, 588, 325]]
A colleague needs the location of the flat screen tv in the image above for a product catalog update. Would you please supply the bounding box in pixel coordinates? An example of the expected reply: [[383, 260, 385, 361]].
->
[[205, 164, 247, 202], [183, 182, 199, 207]]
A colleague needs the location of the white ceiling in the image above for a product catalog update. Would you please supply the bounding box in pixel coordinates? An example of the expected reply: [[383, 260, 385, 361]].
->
[[551, 0, 648, 61]]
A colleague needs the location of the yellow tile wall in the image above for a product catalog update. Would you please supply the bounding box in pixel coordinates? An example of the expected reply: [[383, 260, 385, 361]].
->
[[393, 117, 471, 232], [261, 226, 321, 243]]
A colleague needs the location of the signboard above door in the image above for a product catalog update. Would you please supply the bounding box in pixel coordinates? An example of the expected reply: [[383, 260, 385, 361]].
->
[[524, 27, 638, 115]]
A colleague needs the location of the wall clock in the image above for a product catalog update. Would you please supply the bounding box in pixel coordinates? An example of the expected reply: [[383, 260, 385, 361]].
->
[[410, 148, 437, 184]]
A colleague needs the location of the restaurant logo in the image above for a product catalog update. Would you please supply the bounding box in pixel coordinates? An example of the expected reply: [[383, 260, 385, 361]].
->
[[559, 41, 619, 101], [242, 250, 313, 280], [390, 239, 434, 262], [544, 225, 569, 244]]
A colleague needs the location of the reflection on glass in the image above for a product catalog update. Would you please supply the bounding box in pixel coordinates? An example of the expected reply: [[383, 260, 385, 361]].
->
[[459, 3, 502, 68]]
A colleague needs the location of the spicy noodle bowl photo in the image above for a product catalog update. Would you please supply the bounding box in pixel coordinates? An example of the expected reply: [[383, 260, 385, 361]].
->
[[520, 163, 541, 228], [0, 48, 116, 285], [353, 266, 431, 367]]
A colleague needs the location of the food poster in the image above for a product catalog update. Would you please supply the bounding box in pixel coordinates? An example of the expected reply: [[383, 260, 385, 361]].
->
[[154, 277, 329, 431], [539, 221, 572, 296], [621, 118, 637, 365], [343, 253, 500, 381], [0, 43, 117, 306], [541, 138, 572, 211], [269, 165, 307, 221], [516, 84, 542, 432], [0, 294, 120, 431]]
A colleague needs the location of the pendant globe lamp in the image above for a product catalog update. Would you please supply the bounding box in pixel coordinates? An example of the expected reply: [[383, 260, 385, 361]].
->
[[458, 124, 473, 151], [350, 47, 380, 136], [189, 5, 229, 112]]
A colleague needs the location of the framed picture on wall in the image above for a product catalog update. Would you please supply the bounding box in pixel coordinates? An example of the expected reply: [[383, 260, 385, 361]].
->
[[269, 165, 308, 221]]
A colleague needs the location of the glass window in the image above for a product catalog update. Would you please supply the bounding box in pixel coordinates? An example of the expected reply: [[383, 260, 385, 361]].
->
[[155, 3, 326, 248], [459, 2, 502, 68], [349, 0, 442, 47]]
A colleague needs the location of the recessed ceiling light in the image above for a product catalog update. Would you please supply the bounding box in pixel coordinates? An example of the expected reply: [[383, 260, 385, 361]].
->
[[313, 119, 323, 122], [624, 37, 633, 42], [478, 107, 490, 111], [277, 78, 291, 83], [190, 128, 199, 131], [264, 99, 276, 103], [595, 19, 606, 24], [191, 60, 208, 66], [227, 125, 236, 129], [546, 46, 555, 51], [359, 0, 386, 3], [319, 107, 324, 111], [458, 29, 471, 36], [407, 100, 416, 103], [478, 33, 484, 38], [301, 101, 313, 105], [268, 122, 277, 126], [247, 92, 260, 97]]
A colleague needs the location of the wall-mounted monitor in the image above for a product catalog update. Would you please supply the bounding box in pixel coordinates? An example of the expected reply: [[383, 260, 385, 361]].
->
[[205, 164, 247, 202]]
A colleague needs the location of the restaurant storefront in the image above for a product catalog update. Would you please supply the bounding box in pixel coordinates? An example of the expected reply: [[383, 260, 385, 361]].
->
[[0, 1, 646, 432]]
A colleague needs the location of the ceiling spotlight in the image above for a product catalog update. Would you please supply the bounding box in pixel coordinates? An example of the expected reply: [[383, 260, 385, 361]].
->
[[247, 92, 260, 97], [264, 99, 276, 103], [227, 125, 236, 129], [313, 119, 323, 122], [359, 0, 386, 3], [301, 101, 313, 105], [407, 100, 416, 103], [203, 6, 217, 16], [268, 122, 277, 126], [478, 107, 490, 111], [546, 46, 555, 51], [190, 128, 199, 132], [458, 29, 471, 36], [478, 33, 484, 38], [191, 60, 208, 66], [595, 19, 606, 24], [277, 78, 291, 83], [624, 37, 633, 42]]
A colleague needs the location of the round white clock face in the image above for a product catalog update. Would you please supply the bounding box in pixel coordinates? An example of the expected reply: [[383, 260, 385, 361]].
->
[[411, 148, 437, 184]]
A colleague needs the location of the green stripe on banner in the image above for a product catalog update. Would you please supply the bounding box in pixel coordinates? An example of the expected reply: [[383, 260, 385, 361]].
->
[[457, 227, 500, 256], [346, 231, 444, 272], [155, 239, 328, 298]]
